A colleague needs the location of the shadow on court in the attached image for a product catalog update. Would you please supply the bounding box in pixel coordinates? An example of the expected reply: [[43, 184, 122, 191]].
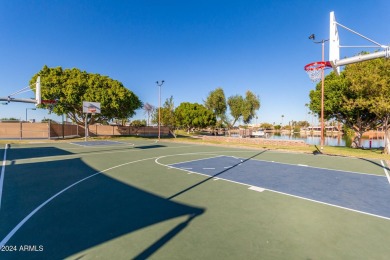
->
[[66, 143, 167, 156], [359, 157, 390, 171], [135, 144, 166, 149], [0, 151, 204, 259], [5, 146, 73, 160]]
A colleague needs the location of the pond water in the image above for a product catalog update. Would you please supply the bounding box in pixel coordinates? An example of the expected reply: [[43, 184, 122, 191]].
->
[[267, 133, 385, 148]]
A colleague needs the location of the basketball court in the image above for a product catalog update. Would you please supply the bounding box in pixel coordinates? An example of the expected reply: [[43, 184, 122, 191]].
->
[[1, 11, 390, 259], [1, 139, 390, 259]]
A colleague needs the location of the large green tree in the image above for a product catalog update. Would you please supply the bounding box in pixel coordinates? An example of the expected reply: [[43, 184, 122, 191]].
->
[[175, 102, 216, 132], [30, 66, 142, 125], [309, 56, 390, 149], [204, 87, 227, 127], [227, 90, 260, 127], [205, 88, 261, 130], [343, 57, 390, 152], [227, 95, 244, 127]]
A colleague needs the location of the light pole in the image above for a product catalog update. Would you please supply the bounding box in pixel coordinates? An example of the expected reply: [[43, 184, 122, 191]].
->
[[26, 108, 36, 121], [309, 34, 328, 150], [156, 80, 164, 141]]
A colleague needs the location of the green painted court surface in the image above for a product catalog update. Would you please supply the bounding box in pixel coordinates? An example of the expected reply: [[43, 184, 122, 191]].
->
[[1, 139, 390, 259]]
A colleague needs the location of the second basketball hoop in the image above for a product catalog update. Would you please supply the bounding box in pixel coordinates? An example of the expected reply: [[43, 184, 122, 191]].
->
[[82, 101, 101, 115], [304, 61, 332, 82], [88, 107, 96, 115]]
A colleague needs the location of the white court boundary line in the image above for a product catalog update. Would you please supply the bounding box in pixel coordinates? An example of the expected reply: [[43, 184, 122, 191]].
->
[[0, 144, 8, 210], [0, 150, 228, 246], [0, 156, 159, 248], [3, 148, 388, 247], [381, 160, 390, 184], [1, 144, 218, 246]]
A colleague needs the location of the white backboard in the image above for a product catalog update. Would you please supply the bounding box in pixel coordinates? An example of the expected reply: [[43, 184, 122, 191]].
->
[[83, 101, 101, 114], [329, 11, 340, 74], [35, 76, 41, 105]]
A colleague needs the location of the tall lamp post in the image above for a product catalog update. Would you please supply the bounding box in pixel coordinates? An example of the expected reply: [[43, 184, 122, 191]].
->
[[26, 108, 36, 121], [309, 34, 328, 150], [156, 80, 164, 141]]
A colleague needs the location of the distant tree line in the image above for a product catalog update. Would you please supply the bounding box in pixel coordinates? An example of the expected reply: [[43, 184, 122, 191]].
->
[[28, 66, 261, 135], [149, 88, 260, 134]]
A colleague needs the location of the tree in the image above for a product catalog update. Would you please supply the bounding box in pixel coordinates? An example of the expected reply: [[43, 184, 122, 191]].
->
[[227, 95, 244, 127], [296, 121, 310, 128], [152, 96, 176, 129], [30, 66, 143, 125], [343, 56, 390, 152], [131, 119, 147, 127], [204, 87, 227, 127], [161, 96, 176, 129], [175, 102, 216, 133], [260, 122, 274, 130], [242, 91, 260, 124], [226, 90, 260, 127], [309, 69, 378, 148], [41, 118, 57, 123]]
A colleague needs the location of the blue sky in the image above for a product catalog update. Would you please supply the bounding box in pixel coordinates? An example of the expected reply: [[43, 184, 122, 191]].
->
[[1, 0, 389, 125]]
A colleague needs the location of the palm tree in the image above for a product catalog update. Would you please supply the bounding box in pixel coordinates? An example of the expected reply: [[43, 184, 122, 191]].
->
[[281, 115, 284, 127]]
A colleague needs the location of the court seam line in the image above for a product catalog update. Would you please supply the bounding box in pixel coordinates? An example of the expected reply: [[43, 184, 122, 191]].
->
[[0, 144, 8, 211], [380, 160, 390, 184], [164, 160, 390, 221], [0, 156, 159, 248]]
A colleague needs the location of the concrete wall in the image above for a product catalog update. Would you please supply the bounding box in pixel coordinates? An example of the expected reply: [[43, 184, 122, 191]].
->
[[0, 122, 170, 139]]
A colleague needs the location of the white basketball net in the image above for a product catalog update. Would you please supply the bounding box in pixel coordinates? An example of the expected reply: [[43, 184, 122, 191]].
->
[[304, 62, 328, 82], [306, 68, 324, 82]]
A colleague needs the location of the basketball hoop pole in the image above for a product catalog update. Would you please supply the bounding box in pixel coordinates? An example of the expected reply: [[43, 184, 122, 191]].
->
[[320, 39, 326, 150], [309, 36, 329, 150], [156, 80, 164, 141]]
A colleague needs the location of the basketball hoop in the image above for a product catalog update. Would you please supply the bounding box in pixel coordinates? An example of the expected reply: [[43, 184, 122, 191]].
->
[[40, 100, 57, 112], [41, 100, 57, 105], [304, 61, 332, 82], [88, 108, 96, 115]]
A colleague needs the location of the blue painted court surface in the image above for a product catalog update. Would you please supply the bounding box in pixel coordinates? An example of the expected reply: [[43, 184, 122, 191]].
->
[[169, 156, 390, 219]]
